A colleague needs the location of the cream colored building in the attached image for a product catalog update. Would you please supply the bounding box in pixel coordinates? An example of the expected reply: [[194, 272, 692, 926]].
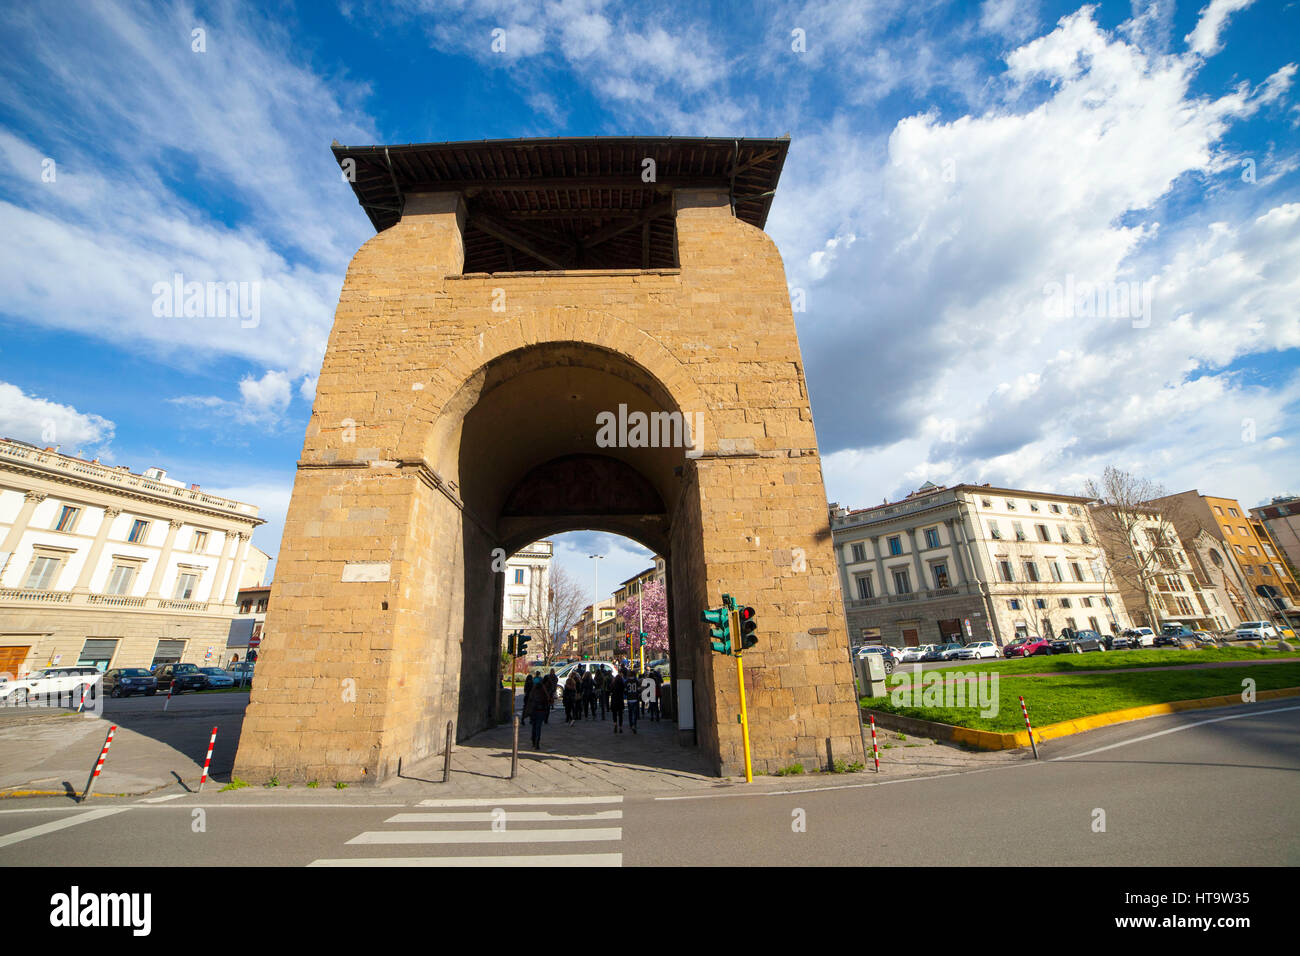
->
[[500, 539, 552, 649], [832, 482, 1134, 647], [0, 439, 266, 676]]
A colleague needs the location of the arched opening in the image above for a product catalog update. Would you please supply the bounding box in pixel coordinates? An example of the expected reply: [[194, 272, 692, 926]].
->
[[424, 342, 705, 760]]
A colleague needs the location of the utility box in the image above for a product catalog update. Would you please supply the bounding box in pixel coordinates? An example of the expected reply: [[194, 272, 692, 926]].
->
[[854, 654, 886, 698]]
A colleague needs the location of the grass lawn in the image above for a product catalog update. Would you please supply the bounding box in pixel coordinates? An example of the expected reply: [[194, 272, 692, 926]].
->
[[898, 645, 1295, 677], [863, 662, 1300, 733]]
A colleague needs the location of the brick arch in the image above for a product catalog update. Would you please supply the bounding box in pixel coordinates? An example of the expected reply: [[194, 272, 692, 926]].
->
[[397, 307, 711, 467]]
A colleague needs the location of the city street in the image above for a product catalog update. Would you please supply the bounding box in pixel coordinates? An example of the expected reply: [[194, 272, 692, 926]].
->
[[3, 700, 1295, 867]]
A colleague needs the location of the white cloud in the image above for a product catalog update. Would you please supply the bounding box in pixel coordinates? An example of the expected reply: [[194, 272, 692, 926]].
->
[[1185, 0, 1255, 57], [0, 382, 116, 453], [170, 370, 299, 428]]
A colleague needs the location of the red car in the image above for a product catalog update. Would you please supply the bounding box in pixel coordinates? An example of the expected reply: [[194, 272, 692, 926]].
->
[[1004, 636, 1052, 658]]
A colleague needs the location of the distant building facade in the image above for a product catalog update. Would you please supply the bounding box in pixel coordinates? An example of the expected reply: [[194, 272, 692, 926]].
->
[[831, 482, 1133, 647], [500, 539, 552, 650], [0, 439, 266, 676]]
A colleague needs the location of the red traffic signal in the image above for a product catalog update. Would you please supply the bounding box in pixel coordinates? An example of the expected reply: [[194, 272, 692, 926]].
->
[[737, 606, 758, 651]]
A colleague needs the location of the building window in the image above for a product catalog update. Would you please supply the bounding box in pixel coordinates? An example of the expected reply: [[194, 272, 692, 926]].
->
[[981, 498, 992, 508], [1224, 526, 1233, 535], [1082, 596, 1093, 607], [932, 563, 950, 589], [1060, 598, 1072, 608], [1037, 524, 1051, 542], [1103, 596, 1112, 606], [1049, 562, 1063, 582], [1024, 561, 1040, 583], [1050, 503, 1062, 514], [892, 569, 911, 594], [193, 531, 208, 553], [1030, 502, 1040, 512], [1248, 546, 1259, 556], [1013, 522, 1026, 541], [1234, 544, 1244, 555], [1071, 562, 1085, 582], [989, 521, 1002, 539], [1068, 505, 1081, 516], [1000, 560, 1015, 582], [1005, 499, 1017, 511], [106, 563, 137, 595], [1008, 599, 1021, 610], [888, 536, 903, 556], [78, 639, 119, 672], [256, 598, 268, 613], [1245, 566, 1255, 576], [1079, 526, 1091, 544], [924, 528, 940, 549], [1058, 526, 1070, 542], [54, 505, 81, 532], [1034, 598, 1047, 610], [510, 596, 525, 619], [128, 519, 150, 544], [1228, 508, 1239, 517], [24, 554, 62, 590], [851, 543, 866, 563], [514, 568, 525, 585], [173, 572, 200, 601], [1213, 505, 1223, 515], [240, 601, 252, 614], [855, 575, 873, 600]]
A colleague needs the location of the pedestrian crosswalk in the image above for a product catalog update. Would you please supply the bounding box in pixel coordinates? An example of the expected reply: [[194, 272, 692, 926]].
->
[[308, 795, 624, 867]]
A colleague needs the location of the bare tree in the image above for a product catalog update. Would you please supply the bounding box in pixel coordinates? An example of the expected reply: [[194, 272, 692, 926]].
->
[[1084, 466, 1183, 629], [520, 564, 587, 664]]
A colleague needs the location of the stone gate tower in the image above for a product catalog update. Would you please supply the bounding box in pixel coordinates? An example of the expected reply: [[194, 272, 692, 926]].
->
[[233, 137, 864, 782]]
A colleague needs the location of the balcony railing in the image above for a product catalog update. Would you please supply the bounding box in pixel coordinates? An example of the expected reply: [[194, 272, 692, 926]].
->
[[1, 588, 226, 614], [0, 441, 257, 516]]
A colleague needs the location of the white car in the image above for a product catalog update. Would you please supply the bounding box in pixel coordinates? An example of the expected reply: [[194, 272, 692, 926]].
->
[[1127, 627, 1156, 648], [0, 666, 101, 706], [1234, 621, 1280, 641], [899, 644, 933, 663], [954, 641, 998, 660]]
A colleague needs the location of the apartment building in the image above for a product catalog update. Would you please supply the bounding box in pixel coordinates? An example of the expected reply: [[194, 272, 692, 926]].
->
[[1250, 496, 1300, 584], [830, 482, 1132, 648], [1153, 490, 1298, 626], [570, 599, 616, 659], [0, 438, 266, 676], [499, 539, 552, 649]]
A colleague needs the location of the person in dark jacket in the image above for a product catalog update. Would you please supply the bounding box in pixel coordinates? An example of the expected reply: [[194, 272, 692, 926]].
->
[[542, 669, 558, 723], [562, 672, 578, 725], [609, 670, 625, 733], [596, 668, 609, 719], [581, 669, 596, 719], [623, 669, 640, 734], [525, 677, 550, 749], [522, 672, 535, 726], [648, 670, 662, 722]]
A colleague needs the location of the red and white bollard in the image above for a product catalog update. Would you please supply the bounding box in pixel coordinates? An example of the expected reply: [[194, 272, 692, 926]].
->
[[163, 686, 172, 712], [198, 726, 217, 791], [869, 714, 880, 772], [80, 725, 117, 802], [76, 683, 89, 713], [1019, 695, 1040, 760]]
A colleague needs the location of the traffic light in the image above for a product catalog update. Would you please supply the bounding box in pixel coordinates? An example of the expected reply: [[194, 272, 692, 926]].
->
[[507, 632, 516, 657], [702, 606, 731, 654], [737, 606, 758, 651], [639, 632, 648, 647], [516, 631, 530, 658]]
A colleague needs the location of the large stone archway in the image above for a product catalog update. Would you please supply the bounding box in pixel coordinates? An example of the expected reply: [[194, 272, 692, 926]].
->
[[233, 137, 864, 782]]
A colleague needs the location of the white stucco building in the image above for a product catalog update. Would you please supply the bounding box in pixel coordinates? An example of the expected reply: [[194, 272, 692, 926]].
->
[[0, 438, 267, 676]]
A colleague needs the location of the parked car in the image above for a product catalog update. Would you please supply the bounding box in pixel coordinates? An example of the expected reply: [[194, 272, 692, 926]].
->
[[0, 666, 101, 706], [1234, 621, 1280, 641], [1005, 636, 1051, 658], [1109, 631, 1135, 650], [1126, 627, 1156, 648], [955, 641, 998, 660], [1071, 629, 1109, 653], [228, 662, 255, 686], [198, 667, 235, 689], [936, 642, 967, 661], [1155, 623, 1196, 647], [102, 668, 157, 698], [898, 644, 933, 663], [856, 645, 898, 674], [153, 663, 208, 693]]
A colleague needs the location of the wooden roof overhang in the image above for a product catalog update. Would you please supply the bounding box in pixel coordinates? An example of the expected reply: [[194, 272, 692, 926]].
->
[[331, 136, 789, 272]]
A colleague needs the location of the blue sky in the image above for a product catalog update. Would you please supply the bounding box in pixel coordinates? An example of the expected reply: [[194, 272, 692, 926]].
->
[[1, 0, 1297, 598]]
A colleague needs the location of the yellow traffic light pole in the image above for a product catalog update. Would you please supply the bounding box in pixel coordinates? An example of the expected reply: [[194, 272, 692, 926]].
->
[[733, 609, 753, 783]]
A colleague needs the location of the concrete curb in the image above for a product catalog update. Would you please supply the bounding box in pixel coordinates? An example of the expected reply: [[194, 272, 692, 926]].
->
[[863, 686, 1300, 750]]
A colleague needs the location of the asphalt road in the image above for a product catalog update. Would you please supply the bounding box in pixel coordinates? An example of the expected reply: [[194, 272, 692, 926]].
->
[[1, 699, 1295, 866]]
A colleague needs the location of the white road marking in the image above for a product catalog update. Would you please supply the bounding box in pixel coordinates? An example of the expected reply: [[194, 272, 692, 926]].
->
[[416, 796, 622, 807], [0, 807, 128, 848], [309, 854, 622, 867], [347, 827, 622, 844], [137, 794, 185, 803], [1051, 703, 1300, 761], [386, 810, 623, 823]]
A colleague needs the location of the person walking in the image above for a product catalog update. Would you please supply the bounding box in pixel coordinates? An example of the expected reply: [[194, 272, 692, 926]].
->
[[522, 671, 535, 726], [648, 670, 661, 722], [562, 671, 578, 724], [525, 675, 550, 749], [624, 669, 640, 734], [581, 668, 596, 719], [543, 668, 558, 723], [609, 668, 625, 733], [596, 667, 608, 719]]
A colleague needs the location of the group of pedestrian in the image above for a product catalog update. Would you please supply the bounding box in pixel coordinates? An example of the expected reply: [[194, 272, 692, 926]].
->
[[518, 662, 665, 749]]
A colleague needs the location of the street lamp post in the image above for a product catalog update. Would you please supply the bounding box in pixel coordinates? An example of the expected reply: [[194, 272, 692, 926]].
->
[[589, 554, 603, 660]]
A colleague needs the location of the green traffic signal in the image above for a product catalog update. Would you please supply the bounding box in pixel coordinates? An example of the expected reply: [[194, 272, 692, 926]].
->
[[702, 606, 731, 654]]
